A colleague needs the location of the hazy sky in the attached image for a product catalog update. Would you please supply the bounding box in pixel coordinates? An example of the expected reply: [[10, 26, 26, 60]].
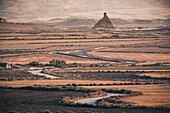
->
[[0, 0, 170, 21]]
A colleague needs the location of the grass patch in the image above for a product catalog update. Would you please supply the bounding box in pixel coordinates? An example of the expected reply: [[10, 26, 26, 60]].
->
[[81, 84, 170, 107]]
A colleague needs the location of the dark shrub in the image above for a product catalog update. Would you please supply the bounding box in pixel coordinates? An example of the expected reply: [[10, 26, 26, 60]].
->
[[30, 61, 39, 66], [72, 83, 77, 86], [67, 84, 71, 86]]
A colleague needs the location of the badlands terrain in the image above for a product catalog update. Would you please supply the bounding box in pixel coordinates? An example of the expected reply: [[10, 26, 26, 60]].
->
[[0, 18, 169, 113]]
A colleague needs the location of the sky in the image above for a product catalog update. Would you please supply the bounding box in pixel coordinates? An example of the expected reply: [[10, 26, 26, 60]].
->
[[0, 0, 170, 21]]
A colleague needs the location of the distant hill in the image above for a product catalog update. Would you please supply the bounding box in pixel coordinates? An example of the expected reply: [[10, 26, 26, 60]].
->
[[3, 17, 169, 27], [132, 19, 170, 25], [110, 18, 130, 25], [48, 18, 67, 23], [45, 18, 170, 26], [57, 19, 96, 26], [110, 18, 170, 25]]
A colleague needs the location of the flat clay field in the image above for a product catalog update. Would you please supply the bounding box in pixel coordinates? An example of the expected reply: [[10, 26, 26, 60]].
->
[[0, 22, 170, 113]]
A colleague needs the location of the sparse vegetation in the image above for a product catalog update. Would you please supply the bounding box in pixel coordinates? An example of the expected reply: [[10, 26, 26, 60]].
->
[[48, 59, 66, 67], [0, 69, 48, 81], [41, 71, 169, 83], [0, 85, 148, 109], [82, 84, 170, 108], [1, 89, 168, 113], [30, 61, 40, 66], [0, 17, 170, 113]]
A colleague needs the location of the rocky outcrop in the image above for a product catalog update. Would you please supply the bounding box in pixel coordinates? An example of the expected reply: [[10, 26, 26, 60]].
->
[[92, 12, 116, 29]]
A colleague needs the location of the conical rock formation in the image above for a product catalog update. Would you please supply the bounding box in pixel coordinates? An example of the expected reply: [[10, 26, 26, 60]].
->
[[92, 12, 116, 29]]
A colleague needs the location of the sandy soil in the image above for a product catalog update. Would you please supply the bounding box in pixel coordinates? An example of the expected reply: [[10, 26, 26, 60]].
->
[[88, 52, 170, 64], [0, 80, 139, 87], [0, 53, 107, 64]]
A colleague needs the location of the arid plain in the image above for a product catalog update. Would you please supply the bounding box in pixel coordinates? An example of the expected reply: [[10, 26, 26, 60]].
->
[[0, 18, 170, 113]]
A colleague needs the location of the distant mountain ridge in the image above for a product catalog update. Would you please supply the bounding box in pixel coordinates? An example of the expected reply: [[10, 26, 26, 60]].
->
[[57, 18, 96, 26], [1, 17, 169, 27], [45, 18, 170, 26]]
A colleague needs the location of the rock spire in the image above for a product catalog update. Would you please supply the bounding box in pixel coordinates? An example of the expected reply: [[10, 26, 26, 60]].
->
[[92, 12, 116, 29]]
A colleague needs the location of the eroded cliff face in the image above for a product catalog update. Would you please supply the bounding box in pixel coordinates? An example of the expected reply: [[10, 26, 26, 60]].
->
[[92, 12, 116, 29]]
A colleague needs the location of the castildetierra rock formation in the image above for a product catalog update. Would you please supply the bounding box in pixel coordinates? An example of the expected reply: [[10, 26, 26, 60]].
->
[[92, 12, 116, 29]]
